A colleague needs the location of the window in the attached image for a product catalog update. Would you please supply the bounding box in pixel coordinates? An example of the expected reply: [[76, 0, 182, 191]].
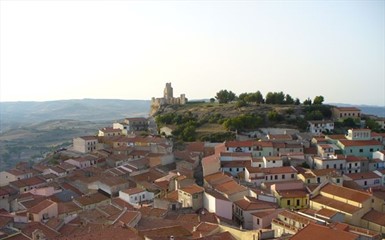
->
[[291, 174, 295, 179], [273, 160, 276, 163], [229, 168, 232, 172], [282, 175, 285, 179], [257, 218, 260, 225], [287, 200, 291, 206], [317, 177, 321, 183], [274, 175, 278, 180], [359, 149, 363, 153], [326, 164, 329, 169], [236, 168, 239, 171], [296, 199, 300, 206], [350, 149, 353, 153], [364, 181, 367, 186], [333, 164, 336, 169], [307, 179, 310, 184], [336, 178, 340, 183]]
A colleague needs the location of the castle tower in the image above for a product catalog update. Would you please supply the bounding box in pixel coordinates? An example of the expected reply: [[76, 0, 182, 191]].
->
[[163, 82, 173, 99]]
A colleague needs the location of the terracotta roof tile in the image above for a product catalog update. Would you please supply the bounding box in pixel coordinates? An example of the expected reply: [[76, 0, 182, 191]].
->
[[362, 209, 385, 226], [28, 199, 56, 214], [339, 139, 382, 147], [179, 184, 204, 195], [290, 223, 359, 240], [310, 195, 360, 214], [320, 183, 371, 204]]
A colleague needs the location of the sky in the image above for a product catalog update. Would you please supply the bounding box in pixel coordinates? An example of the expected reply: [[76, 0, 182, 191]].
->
[[0, 0, 384, 106]]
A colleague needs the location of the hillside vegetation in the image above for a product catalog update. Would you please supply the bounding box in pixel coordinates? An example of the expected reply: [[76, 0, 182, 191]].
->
[[154, 102, 334, 142]]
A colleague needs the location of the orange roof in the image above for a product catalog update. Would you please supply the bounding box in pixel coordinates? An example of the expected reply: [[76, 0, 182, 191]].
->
[[334, 107, 361, 112], [234, 197, 277, 211], [28, 199, 56, 214], [339, 139, 382, 147], [344, 172, 381, 180], [75, 192, 109, 206], [311, 195, 360, 214], [321, 183, 371, 204], [362, 209, 385, 226], [277, 189, 308, 198], [215, 180, 248, 195], [290, 223, 359, 240], [78, 136, 98, 140], [316, 208, 339, 218], [263, 166, 297, 174], [225, 140, 255, 147], [121, 187, 145, 195], [179, 184, 204, 195]]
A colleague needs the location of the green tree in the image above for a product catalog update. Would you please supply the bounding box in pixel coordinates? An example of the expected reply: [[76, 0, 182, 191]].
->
[[236, 100, 247, 108], [265, 92, 275, 104], [215, 90, 237, 103], [366, 119, 381, 132], [294, 98, 301, 105], [285, 94, 294, 104], [343, 118, 358, 128], [303, 98, 312, 105], [313, 96, 324, 105], [209, 98, 215, 103]]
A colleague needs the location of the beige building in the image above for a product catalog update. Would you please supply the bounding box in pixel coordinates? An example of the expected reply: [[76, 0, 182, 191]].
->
[[178, 184, 204, 211], [309, 183, 372, 226], [332, 107, 361, 121], [72, 136, 98, 153], [28, 199, 58, 222], [0, 169, 33, 187]]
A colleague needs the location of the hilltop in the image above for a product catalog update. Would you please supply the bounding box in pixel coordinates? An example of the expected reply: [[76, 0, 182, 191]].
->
[[153, 102, 335, 142]]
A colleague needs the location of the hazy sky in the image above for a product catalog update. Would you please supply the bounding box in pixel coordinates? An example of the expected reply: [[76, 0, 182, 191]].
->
[[1, 1, 384, 106]]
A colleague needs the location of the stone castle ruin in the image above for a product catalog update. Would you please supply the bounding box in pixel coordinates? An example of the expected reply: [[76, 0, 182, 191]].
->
[[150, 83, 187, 115]]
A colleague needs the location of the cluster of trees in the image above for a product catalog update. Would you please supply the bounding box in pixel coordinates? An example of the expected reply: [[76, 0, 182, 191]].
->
[[223, 114, 263, 131], [155, 112, 199, 141], [214, 89, 324, 106]]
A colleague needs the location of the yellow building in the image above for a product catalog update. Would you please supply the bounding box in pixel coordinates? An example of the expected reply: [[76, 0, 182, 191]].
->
[[274, 189, 309, 210]]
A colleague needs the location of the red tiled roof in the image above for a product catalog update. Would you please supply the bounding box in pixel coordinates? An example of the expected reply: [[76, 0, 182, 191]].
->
[[339, 139, 382, 147], [290, 223, 359, 240], [321, 183, 372, 204], [75, 192, 109, 206], [362, 209, 385, 226], [121, 187, 145, 195], [180, 184, 204, 195], [234, 197, 277, 211], [10, 176, 46, 188], [334, 107, 361, 112], [263, 166, 297, 174], [310, 195, 360, 214], [28, 199, 56, 214], [225, 140, 255, 148], [344, 172, 381, 180]]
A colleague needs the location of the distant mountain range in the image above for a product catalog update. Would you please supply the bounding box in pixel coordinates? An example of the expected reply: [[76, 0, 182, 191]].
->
[[329, 103, 385, 118], [0, 99, 151, 132]]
